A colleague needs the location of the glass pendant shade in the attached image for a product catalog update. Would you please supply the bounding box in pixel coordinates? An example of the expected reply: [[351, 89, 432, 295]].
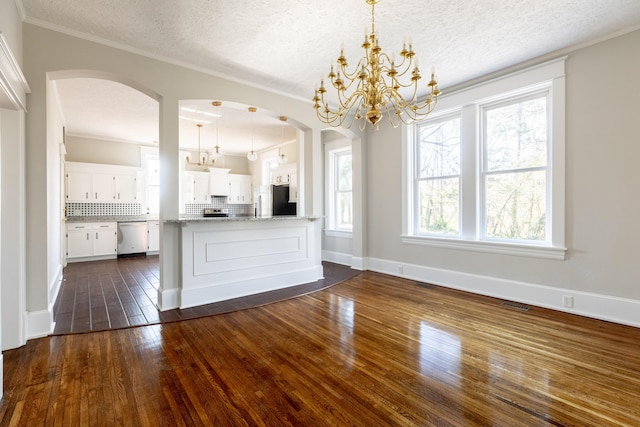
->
[[247, 150, 258, 161]]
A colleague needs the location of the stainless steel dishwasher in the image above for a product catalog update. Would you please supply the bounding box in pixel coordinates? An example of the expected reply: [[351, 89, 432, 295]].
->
[[117, 222, 148, 256]]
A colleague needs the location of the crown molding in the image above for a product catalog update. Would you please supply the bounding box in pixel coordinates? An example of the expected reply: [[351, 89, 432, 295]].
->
[[22, 17, 312, 105], [0, 32, 30, 110]]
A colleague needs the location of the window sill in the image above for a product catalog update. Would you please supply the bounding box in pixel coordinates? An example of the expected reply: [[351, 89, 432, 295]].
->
[[401, 235, 566, 260], [325, 229, 353, 238]]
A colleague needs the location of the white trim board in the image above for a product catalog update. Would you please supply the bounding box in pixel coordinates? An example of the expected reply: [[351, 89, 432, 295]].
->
[[367, 257, 640, 328], [322, 250, 353, 267], [27, 308, 54, 340]]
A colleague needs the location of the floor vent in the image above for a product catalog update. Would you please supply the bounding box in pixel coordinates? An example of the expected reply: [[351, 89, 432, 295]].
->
[[416, 282, 435, 289], [501, 301, 531, 312]]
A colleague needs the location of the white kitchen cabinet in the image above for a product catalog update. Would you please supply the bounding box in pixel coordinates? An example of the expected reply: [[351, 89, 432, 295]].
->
[[66, 162, 139, 203], [66, 224, 94, 258], [66, 222, 117, 260], [209, 168, 230, 196], [93, 223, 118, 255], [66, 171, 93, 201], [228, 174, 252, 204], [147, 221, 160, 252], [271, 164, 296, 187], [192, 172, 211, 203], [92, 173, 116, 201], [115, 174, 137, 202]]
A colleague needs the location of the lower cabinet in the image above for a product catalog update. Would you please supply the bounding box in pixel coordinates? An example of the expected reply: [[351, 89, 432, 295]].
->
[[147, 221, 160, 252], [67, 222, 117, 260]]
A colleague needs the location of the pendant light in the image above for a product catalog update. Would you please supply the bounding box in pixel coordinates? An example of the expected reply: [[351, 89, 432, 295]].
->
[[247, 106, 258, 161], [278, 116, 288, 164], [185, 123, 213, 166]]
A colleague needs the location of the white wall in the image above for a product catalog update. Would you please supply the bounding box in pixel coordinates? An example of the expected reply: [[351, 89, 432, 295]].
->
[[366, 29, 640, 326], [0, 1, 22, 67], [65, 135, 144, 167], [22, 23, 331, 327]]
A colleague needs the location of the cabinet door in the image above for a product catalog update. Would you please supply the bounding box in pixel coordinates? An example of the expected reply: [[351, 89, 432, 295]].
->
[[228, 175, 252, 204], [240, 176, 252, 204], [210, 169, 230, 196], [94, 226, 117, 256], [115, 174, 137, 202], [66, 171, 92, 201], [147, 221, 160, 252], [193, 174, 210, 202], [92, 174, 115, 201], [67, 226, 93, 258]]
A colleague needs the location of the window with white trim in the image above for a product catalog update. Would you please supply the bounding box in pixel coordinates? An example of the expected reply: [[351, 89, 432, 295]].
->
[[326, 144, 353, 233], [403, 59, 566, 259]]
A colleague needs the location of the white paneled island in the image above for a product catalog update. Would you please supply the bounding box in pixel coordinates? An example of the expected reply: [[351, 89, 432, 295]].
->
[[165, 216, 323, 308]]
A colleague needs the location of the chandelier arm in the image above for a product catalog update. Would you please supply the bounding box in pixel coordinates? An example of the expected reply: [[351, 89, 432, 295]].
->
[[312, 0, 441, 129]]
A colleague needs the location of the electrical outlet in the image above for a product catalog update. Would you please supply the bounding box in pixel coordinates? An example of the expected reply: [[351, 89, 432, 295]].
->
[[562, 295, 574, 308], [398, 265, 404, 274]]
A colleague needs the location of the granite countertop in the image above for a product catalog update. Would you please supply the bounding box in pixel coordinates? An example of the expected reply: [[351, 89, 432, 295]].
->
[[166, 215, 321, 224], [65, 215, 159, 223]]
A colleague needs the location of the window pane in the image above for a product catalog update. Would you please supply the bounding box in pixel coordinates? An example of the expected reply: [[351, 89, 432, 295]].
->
[[418, 117, 460, 178], [337, 192, 352, 229], [485, 170, 546, 241], [337, 153, 352, 191], [485, 96, 547, 172], [418, 178, 459, 234]]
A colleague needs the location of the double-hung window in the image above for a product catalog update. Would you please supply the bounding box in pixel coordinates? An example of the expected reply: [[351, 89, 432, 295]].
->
[[326, 144, 353, 233], [404, 59, 566, 259], [416, 114, 461, 235]]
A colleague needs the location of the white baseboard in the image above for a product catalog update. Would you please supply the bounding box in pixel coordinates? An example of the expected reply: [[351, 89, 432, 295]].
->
[[49, 264, 63, 308], [157, 287, 180, 311], [367, 257, 640, 328], [322, 250, 352, 266], [322, 250, 366, 271], [180, 266, 324, 309], [351, 257, 366, 271], [27, 308, 54, 339], [0, 354, 3, 400]]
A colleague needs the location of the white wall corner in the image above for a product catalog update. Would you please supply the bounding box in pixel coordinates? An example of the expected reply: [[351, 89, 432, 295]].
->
[[156, 288, 180, 311], [27, 308, 54, 340], [0, 353, 3, 400], [366, 257, 640, 329], [350, 256, 366, 271], [49, 264, 63, 308]]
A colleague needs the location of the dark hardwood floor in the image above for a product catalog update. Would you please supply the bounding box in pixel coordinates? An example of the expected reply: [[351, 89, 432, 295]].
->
[[54, 256, 360, 334], [4, 271, 640, 426]]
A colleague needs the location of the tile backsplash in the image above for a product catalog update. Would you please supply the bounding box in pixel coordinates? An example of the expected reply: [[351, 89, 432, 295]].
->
[[185, 198, 254, 216], [66, 202, 141, 217]]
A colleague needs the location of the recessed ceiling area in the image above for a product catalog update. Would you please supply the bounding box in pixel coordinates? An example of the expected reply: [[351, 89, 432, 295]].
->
[[54, 78, 159, 145], [53, 78, 298, 155], [179, 101, 298, 155]]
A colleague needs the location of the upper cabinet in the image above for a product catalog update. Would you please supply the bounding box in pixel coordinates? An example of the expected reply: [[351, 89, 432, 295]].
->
[[228, 174, 252, 204], [209, 168, 231, 197], [182, 168, 231, 204], [65, 162, 139, 203], [271, 164, 298, 202]]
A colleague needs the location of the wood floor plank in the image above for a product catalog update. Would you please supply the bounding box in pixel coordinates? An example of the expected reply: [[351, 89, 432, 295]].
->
[[22, 270, 640, 425]]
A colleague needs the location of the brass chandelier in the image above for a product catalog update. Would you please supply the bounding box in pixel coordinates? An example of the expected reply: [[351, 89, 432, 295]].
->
[[313, 0, 441, 130]]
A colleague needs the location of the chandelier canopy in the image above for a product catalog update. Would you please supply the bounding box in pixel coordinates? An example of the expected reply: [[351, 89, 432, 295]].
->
[[313, 0, 441, 130]]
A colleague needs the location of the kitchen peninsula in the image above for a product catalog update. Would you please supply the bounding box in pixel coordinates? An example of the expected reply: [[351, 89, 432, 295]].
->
[[166, 215, 323, 308]]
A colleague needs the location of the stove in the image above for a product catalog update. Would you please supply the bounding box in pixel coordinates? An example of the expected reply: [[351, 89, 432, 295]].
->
[[203, 208, 229, 217]]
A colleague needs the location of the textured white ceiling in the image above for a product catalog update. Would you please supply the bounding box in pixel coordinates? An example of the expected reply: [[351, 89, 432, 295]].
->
[[21, 0, 640, 151]]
